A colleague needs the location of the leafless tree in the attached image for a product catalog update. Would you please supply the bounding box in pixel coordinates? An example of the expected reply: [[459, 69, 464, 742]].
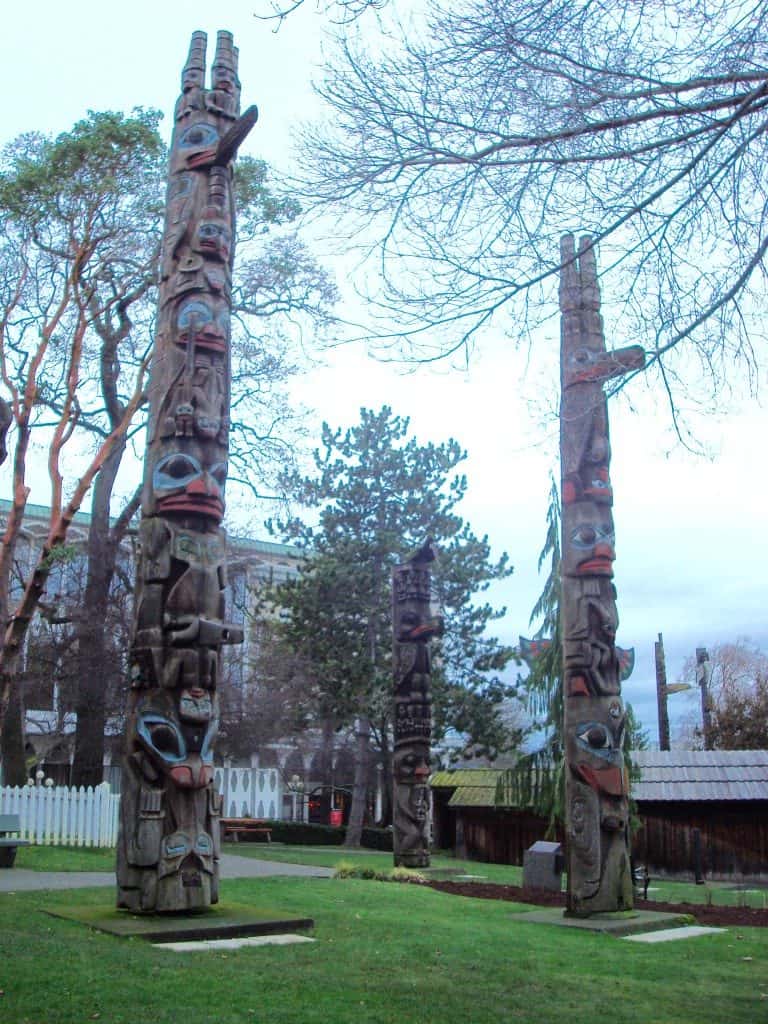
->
[[293, 0, 768, 424], [254, 0, 387, 29], [677, 639, 768, 749]]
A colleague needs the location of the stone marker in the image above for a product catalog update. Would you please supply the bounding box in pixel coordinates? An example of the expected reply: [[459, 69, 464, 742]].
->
[[116, 31, 256, 913], [392, 540, 443, 868], [559, 234, 645, 916], [523, 840, 564, 893]]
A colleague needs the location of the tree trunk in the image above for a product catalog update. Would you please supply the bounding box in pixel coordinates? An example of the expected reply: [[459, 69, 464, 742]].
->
[[378, 728, 393, 827], [0, 680, 27, 785], [0, 530, 26, 785], [344, 715, 370, 847], [71, 443, 131, 787]]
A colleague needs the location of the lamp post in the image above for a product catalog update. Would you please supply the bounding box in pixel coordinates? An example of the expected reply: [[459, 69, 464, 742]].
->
[[288, 774, 305, 822]]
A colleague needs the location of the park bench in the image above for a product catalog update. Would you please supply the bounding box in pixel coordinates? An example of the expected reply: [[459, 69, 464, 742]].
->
[[0, 813, 30, 868], [221, 817, 273, 843]]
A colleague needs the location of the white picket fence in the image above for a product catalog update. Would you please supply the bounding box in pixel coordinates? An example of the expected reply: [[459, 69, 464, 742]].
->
[[0, 782, 119, 846]]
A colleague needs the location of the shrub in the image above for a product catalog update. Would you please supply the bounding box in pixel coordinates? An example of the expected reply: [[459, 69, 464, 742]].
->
[[360, 826, 393, 851], [333, 860, 359, 878], [388, 866, 426, 883], [251, 820, 346, 846]]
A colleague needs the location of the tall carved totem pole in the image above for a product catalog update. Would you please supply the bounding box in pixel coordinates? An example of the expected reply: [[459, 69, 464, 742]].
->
[[117, 32, 256, 913], [559, 234, 645, 916], [392, 541, 442, 868]]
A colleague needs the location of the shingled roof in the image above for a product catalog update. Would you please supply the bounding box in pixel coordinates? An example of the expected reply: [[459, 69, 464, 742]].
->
[[430, 769, 503, 807], [431, 751, 768, 806], [633, 749, 768, 802]]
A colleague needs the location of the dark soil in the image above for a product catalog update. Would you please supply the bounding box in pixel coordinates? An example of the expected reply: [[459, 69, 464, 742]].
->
[[423, 879, 768, 928]]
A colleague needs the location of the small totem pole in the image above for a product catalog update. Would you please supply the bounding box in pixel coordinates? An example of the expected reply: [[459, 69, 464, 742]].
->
[[392, 540, 442, 868], [559, 234, 645, 915], [116, 32, 256, 913]]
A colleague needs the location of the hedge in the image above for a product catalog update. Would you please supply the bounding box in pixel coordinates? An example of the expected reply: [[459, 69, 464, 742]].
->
[[223, 819, 394, 850]]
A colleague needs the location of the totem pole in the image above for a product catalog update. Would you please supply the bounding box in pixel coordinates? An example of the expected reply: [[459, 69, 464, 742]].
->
[[116, 32, 256, 913], [518, 636, 635, 682], [392, 540, 443, 868], [559, 234, 645, 916]]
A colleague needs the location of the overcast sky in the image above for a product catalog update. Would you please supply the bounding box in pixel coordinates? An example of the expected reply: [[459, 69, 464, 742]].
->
[[2, 1, 767, 743]]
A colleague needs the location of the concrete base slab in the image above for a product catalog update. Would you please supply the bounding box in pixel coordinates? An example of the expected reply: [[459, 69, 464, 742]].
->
[[624, 926, 725, 943], [46, 901, 314, 943], [514, 906, 692, 937], [155, 933, 317, 952]]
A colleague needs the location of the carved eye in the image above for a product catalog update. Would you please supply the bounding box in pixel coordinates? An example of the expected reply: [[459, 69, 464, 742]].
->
[[138, 714, 186, 763], [570, 347, 593, 365], [149, 723, 182, 757], [179, 124, 218, 149], [153, 453, 201, 491], [178, 299, 213, 329], [578, 723, 611, 749], [571, 525, 597, 548]]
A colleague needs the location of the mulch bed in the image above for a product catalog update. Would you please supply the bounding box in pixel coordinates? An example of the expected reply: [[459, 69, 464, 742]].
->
[[423, 879, 768, 928]]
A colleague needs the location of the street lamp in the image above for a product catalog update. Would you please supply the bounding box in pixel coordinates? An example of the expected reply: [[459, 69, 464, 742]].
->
[[288, 774, 305, 822]]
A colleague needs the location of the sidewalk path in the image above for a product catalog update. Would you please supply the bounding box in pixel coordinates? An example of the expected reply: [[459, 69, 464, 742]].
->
[[0, 853, 333, 892]]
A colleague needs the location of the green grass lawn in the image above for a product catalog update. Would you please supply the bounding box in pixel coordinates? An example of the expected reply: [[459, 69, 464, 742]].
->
[[14, 844, 115, 872], [14, 842, 768, 910], [227, 843, 768, 909], [0, 873, 765, 1024], [224, 842, 526, 883]]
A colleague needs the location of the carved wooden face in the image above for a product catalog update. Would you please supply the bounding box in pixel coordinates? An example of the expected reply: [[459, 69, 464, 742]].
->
[[394, 745, 431, 784], [562, 502, 615, 577], [152, 447, 227, 523], [563, 344, 645, 388], [567, 697, 627, 799], [134, 690, 219, 790], [178, 121, 219, 162], [195, 217, 231, 263], [212, 63, 237, 94], [393, 565, 443, 644], [181, 67, 205, 92], [176, 296, 229, 352]]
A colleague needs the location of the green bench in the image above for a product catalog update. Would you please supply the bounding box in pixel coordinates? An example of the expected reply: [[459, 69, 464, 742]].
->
[[0, 813, 30, 868]]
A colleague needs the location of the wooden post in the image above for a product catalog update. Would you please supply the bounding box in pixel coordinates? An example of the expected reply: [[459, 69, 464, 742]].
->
[[655, 633, 671, 751], [696, 647, 713, 750], [559, 234, 645, 916]]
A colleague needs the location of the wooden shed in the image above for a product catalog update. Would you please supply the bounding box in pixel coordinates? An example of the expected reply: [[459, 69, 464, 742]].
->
[[431, 750, 768, 880], [632, 749, 768, 880], [431, 769, 553, 864]]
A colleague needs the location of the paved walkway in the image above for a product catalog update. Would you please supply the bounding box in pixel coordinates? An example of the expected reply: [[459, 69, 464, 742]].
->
[[0, 853, 333, 892]]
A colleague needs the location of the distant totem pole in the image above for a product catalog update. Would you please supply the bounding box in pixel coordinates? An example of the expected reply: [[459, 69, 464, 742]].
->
[[116, 32, 256, 913], [392, 541, 443, 868], [559, 234, 645, 916]]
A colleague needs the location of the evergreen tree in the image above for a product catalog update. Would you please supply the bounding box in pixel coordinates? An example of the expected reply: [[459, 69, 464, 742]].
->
[[267, 406, 517, 843]]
